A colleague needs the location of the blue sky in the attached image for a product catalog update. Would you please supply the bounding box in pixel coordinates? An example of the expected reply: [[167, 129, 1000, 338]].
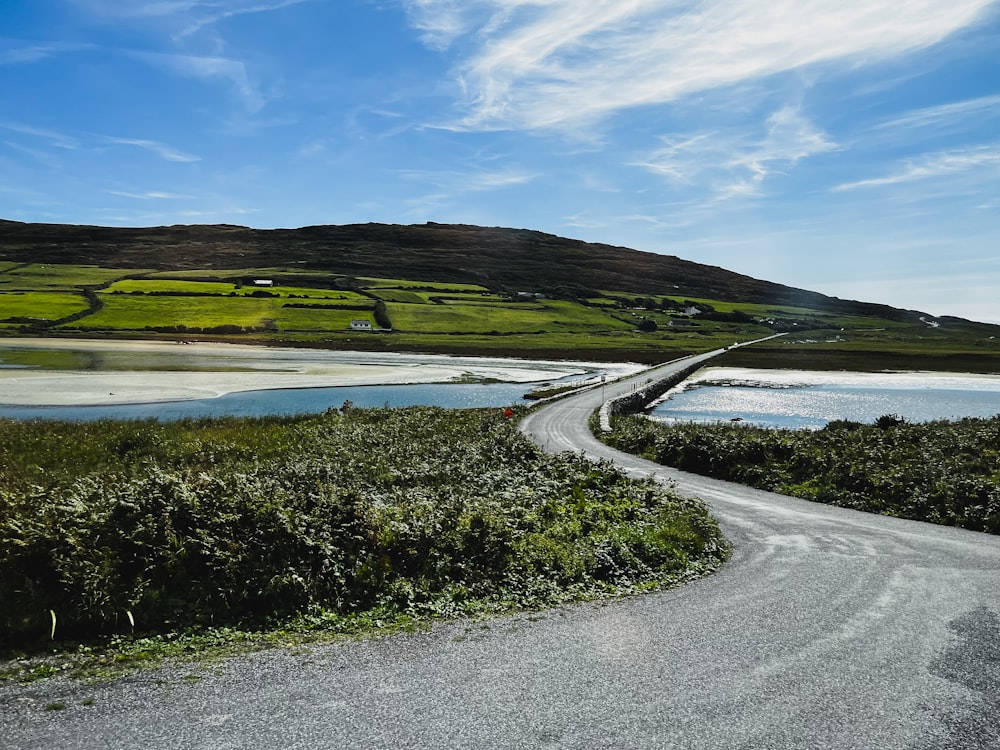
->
[[2, 1, 999, 322]]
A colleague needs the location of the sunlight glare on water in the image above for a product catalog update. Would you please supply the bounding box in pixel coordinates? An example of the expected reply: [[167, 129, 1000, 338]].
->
[[648, 368, 1000, 430]]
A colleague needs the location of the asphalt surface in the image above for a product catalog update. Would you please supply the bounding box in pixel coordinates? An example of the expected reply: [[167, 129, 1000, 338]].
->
[[3, 352, 1000, 749]]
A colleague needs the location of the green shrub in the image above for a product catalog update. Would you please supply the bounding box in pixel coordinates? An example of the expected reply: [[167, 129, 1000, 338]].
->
[[604, 414, 1000, 534], [0, 408, 726, 647]]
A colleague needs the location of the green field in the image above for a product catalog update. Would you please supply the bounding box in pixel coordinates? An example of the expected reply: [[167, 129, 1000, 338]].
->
[[69, 295, 277, 330], [106, 279, 240, 295], [272, 306, 373, 331], [106, 278, 368, 300], [0, 291, 90, 323], [0, 264, 140, 290], [68, 292, 375, 333], [385, 298, 637, 334], [371, 289, 426, 303], [357, 277, 489, 292], [0, 261, 996, 369]]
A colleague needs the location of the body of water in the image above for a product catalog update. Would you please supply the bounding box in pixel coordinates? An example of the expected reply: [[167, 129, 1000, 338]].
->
[[0, 381, 540, 421], [0, 340, 630, 421], [648, 368, 1000, 430]]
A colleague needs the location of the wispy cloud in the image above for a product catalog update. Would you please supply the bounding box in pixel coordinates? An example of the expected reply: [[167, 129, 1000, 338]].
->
[[398, 165, 536, 192], [403, 0, 484, 50], [874, 94, 1000, 134], [109, 190, 196, 199], [71, 1, 304, 112], [133, 51, 264, 110], [638, 107, 836, 201], [405, 0, 996, 131], [71, 0, 311, 24], [68, 0, 202, 19], [104, 137, 201, 162], [397, 165, 537, 218], [175, 0, 316, 39], [0, 122, 79, 150], [835, 144, 1000, 191], [1, 41, 94, 65]]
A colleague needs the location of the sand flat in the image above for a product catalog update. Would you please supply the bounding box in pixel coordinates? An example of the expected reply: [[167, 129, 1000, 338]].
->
[[0, 338, 643, 406]]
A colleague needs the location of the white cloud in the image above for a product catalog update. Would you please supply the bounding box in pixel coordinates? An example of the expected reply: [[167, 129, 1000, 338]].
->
[[398, 166, 536, 192], [397, 165, 536, 218], [638, 107, 836, 200], [404, 0, 480, 50], [835, 145, 1000, 191], [874, 94, 1000, 134], [105, 137, 201, 162], [133, 52, 264, 110], [71, 0, 310, 23], [0, 122, 79, 150], [0, 42, 95, 65], [69, 0, 201, 18], [109, 190, 196, 199], [404, 0, 997, 131], [175, 0, 317, 38]]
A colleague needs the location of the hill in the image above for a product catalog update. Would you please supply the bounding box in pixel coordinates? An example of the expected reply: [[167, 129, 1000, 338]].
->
[[0, 219, 922, 322]]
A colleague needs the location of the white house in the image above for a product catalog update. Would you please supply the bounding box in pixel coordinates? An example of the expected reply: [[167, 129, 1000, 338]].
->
[[253, 279, 274, 287], [350, 319, 373, 331]]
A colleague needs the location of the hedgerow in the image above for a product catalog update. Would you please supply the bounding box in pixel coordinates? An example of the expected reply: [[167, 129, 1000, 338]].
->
[[603, 414, 1000, 533], [0, 407, 726, 648]]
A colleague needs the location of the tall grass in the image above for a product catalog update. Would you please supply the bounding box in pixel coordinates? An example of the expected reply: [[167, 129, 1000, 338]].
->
[[0, 407, 726, 649]]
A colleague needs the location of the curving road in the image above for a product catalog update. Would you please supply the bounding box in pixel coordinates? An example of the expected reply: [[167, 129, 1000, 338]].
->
[[3, 353, 1000, 749]]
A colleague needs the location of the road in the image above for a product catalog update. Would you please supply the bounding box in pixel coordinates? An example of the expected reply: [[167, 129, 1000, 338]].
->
[[3, 352, 1000, 749]]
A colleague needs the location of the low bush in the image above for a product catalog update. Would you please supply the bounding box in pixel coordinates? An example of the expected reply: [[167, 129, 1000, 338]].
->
[[603, 414, 1000, 533], [0, 407, 726, 649]]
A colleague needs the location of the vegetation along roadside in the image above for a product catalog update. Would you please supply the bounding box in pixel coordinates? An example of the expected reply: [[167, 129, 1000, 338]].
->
[[0, 405, 727, 682], [601, 413, 1000, 534]]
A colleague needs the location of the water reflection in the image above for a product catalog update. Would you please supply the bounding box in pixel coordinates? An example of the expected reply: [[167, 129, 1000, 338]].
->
[[0, 382, 540, 421], [648, 368, 1000, 429]]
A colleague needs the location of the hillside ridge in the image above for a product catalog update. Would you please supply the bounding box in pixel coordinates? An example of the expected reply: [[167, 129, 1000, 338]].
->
[[0, 219, 924, 322]]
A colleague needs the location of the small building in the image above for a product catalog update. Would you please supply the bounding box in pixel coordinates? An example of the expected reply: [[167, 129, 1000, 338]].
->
[[350, 319, 373, 331], [253, 279, 274, 287]]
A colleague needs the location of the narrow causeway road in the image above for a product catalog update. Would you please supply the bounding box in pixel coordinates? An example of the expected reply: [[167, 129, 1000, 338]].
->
[[3, 352, 999, 749]]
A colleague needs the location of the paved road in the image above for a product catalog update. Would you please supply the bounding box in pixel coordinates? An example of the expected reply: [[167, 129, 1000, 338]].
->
[[4, 353, 1000, 749]]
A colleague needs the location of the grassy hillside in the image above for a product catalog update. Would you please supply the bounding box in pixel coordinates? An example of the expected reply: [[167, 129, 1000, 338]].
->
[[0, 219, 929, 318], [1, 220, 999, 368]]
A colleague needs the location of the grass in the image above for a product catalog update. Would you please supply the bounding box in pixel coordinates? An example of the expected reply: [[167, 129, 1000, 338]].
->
[[91, 293, 372, 333], [0, 264, 139, 290], [0, 291, 90, 322], [386, 299, 636, 334], [68, 295, 277, 330], [105, 278, 369, 300], [0, 261, 996, 371], [106, 279, 240, 295], [357, 277, 489, 292], [0, 406, 727, 682], [272, 306, 373, 332], [371, 289, 426, 303]]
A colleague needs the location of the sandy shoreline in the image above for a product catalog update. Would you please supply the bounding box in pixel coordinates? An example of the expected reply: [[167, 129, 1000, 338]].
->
[[0, 338, 645, 407]]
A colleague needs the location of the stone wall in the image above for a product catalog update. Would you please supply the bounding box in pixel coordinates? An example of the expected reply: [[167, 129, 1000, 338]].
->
[[599, 359, 706, 432]]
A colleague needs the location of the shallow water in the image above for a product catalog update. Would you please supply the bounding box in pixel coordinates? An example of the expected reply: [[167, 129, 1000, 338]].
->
[[0, 381, 543, 421], [647, 368, 1000, 429], [0, 340, 621, 420]]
